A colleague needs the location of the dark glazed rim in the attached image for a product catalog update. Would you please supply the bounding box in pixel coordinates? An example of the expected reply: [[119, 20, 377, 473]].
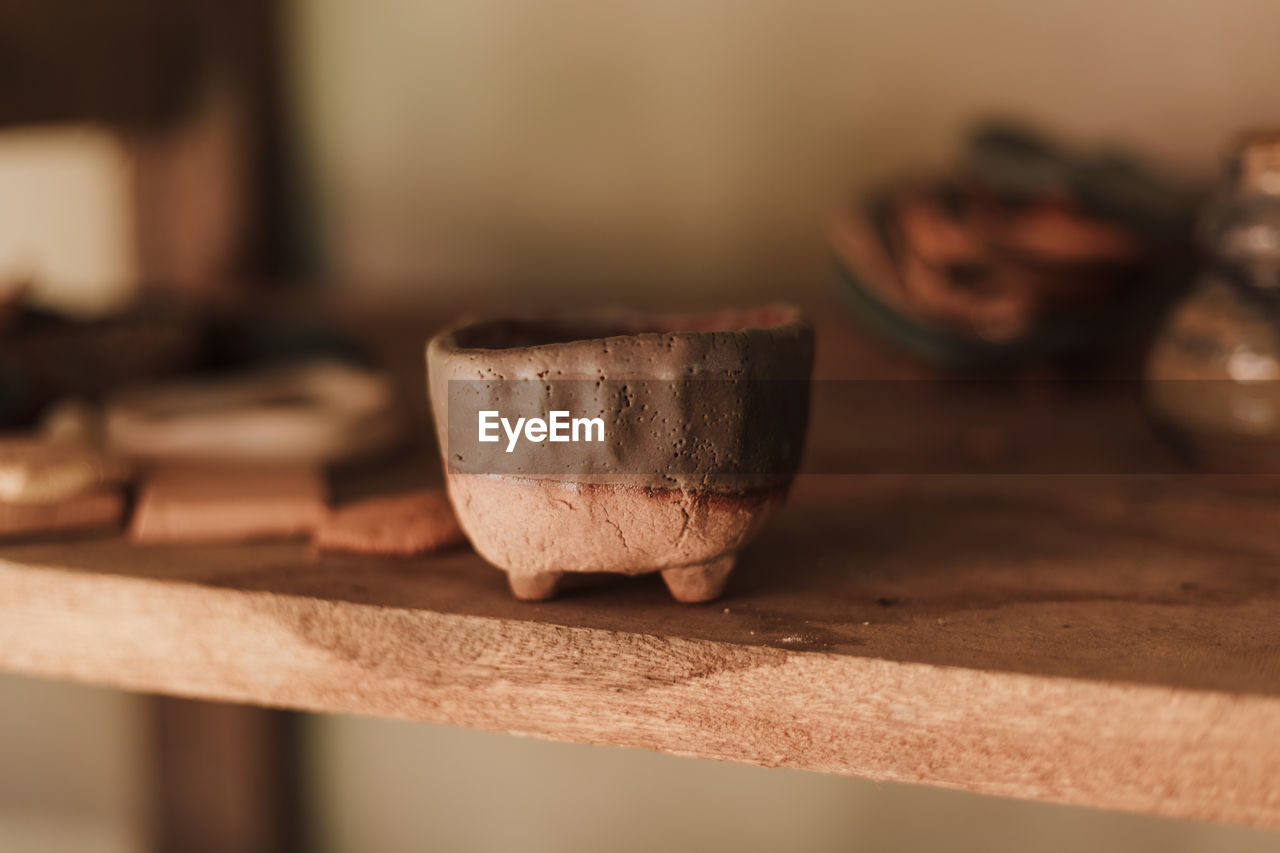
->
[[429, 304, 810, 358]]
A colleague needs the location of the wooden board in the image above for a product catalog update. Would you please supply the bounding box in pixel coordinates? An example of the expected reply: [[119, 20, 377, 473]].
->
[[0, 471, 1278, 827], [1, 290, 1278, 827]]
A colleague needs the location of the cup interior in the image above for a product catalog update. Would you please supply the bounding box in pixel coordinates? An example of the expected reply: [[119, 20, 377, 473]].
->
[[450, 307, 797, 350]]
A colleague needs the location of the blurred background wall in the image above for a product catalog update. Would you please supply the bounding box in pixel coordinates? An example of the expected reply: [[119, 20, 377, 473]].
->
[[0, 677, 149, 853], [4, 0, 1280, 850], [289, 0, 1280, 297]]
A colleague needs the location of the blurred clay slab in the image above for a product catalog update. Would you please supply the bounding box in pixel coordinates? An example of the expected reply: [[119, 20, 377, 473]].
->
[[314, 490, 464, 556], [131, 463, 326, 544], [0, 489, 124, 541], [0, 437, 131, 505]]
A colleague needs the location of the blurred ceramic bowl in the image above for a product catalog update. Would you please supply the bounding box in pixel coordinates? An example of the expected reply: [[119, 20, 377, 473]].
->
[[828, 122, 1195, 369]]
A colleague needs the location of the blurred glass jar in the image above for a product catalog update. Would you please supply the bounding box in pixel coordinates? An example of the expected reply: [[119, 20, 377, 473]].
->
[[1146, 132, 1280, 469]]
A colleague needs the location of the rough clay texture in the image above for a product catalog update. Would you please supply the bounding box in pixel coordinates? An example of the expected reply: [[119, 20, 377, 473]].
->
[[446, 473, 785, 594], [0, 488, 124, 540], [314, 489, 465, 556], [131, 463, 327, 544], [427, 306, 813, 600]]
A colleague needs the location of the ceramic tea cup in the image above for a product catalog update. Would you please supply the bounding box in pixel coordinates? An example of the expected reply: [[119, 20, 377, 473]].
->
[[427, 306, 813, 602]]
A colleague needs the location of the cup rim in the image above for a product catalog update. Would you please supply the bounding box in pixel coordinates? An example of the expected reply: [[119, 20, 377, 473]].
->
[[428, 304, 810, 358]]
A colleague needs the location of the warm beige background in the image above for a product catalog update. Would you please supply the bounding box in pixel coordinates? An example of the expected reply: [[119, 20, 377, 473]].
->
[[5, 1, 1280, 850], [290, 0, 1280, 295], [0, 676, 149, 853], [0, 127, 138, 316]]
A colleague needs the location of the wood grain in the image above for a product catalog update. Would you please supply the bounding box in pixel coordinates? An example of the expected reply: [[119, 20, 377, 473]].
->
[[0, 472, 1277, 826], [1, 291, 1278, 826]]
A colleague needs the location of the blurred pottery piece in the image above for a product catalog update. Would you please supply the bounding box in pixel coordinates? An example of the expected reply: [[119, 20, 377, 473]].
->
[[0, 430, 128, 541], [830, 121, 1195, 369], [104, 360, 402, 465], [314, 489, 465, 556], [0, 296, 202, 428], [427, 306, 813, 602], [1146, 131, 1280, 470], [0, 489, 124, 541], [1146, 279, 1280, 469], [0, 435, 130, 504], [130, 462, 327, 544]]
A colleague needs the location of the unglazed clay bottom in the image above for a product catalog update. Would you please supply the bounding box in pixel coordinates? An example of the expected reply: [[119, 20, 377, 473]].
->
[[427, 305, 814, 602], [445, 473, 788, 601]]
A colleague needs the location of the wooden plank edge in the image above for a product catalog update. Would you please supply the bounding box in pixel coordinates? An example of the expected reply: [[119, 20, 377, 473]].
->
[[0, 559, 1275, 827]]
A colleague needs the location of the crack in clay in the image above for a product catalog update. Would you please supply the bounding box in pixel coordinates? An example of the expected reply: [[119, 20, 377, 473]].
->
[[599, 504, 639, 555], [673, 495, 691, 550]]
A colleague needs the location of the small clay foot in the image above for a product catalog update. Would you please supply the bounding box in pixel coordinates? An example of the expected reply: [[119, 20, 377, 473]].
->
[[508, 571, 563, 601], [661, 555, 735, 603]]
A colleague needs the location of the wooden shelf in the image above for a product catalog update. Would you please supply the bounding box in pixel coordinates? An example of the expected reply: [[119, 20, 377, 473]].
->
[[0, 295, 1277, 828], [1, 471, 1278, 826]]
